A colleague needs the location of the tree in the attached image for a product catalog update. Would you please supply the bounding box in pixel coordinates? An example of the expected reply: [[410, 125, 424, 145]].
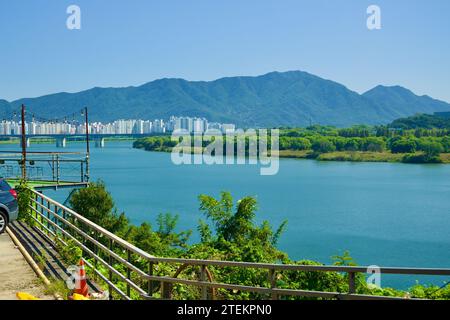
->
[[311, 138, 336, 153], [196, 192, 287, 262], [344, 138, 361, 151], [361, 137, 386, 152], [390, 138, 417, 153], [419, 141, 444, 158], [69, 180, 129, 235], [442, 136, 450, 153]]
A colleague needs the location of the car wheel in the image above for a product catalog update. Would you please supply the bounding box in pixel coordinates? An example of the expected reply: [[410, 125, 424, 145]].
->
[[0, 211, 7, 234]]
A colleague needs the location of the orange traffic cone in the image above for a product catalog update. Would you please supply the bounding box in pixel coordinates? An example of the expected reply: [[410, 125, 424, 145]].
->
[[74, 259, 89, 298]]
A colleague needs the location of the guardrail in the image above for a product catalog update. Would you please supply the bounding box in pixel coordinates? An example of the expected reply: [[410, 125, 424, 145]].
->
[[27, 189, 450, 300], [1, 151, 89, 186]]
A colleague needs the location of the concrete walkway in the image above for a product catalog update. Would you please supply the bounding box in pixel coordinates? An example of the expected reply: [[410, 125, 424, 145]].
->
[[0, 232, 50, 300]]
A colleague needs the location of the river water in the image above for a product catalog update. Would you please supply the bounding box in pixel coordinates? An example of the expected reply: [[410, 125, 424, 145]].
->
[[3, 141, 449, 289]]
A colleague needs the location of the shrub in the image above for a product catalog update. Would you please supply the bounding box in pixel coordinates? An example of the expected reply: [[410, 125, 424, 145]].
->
[[15, 179, 33, 223], [311, 138, 336, 153], [391, 139, 417, 153]]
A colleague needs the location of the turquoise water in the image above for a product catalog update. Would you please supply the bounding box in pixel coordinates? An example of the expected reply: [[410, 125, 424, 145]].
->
[[4, 141, 450, 289]]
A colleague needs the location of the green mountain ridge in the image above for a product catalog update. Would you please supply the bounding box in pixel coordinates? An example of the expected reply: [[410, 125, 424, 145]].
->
[[1, 71, 449, 127]]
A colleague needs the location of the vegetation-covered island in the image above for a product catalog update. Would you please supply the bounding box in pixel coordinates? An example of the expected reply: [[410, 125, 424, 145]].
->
[[133, 113, 450, 164]]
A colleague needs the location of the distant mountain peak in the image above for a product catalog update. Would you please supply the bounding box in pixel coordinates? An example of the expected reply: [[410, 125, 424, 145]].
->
[[1, 71, 449, 127], [364, 84, 413, 95]]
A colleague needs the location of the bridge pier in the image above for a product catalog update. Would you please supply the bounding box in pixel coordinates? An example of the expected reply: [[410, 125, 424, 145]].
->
[[56, 137, 67, 148], [95, 137, 105, 148], [26, 138, 31, 148]]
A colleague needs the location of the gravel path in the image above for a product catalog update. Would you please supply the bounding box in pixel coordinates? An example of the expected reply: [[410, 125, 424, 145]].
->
[[0, 232, 52, 300]]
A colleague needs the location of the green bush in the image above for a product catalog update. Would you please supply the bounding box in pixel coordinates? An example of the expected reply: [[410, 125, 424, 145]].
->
[[311, 138, 336, 153], [390, 138, 417, 153], [15, 179, 33, 223]]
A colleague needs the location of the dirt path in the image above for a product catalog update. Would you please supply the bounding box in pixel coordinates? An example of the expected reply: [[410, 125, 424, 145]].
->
[[0, 232, 51, 300]]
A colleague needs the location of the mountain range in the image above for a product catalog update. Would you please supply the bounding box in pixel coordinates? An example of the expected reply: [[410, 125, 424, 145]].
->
[[1, 71, 449, 128]]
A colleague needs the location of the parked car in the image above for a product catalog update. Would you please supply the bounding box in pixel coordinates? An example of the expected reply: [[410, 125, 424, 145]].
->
[[0, 179, 19, 234]]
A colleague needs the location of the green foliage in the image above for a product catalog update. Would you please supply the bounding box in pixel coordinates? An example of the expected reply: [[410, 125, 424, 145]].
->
[[390, 113, 450, 130], [15, 179, 33, 223], [361, 137, 386, 152], [133, 121, 450, 164], [418, 140, 444, 157], [69, 180, 129, 235], [390, 138, 417, 153], [56, 239, 83, 265], [280, 260, 348, 298], [409, 282, 450, 299], [442, 136, 450, 152], [402, 154, 442, 164], [280, 137, 311, 150], [197, 192, 287, 258], [69, 181, 190, 258], [62, 182, 449, 300], [311, 137, 336, 153], [125, 216, 191, 257], [45, 280, 72, 300]]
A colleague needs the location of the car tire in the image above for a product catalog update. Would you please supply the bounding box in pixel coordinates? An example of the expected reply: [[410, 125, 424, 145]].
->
[[0, 211, 7, 234]]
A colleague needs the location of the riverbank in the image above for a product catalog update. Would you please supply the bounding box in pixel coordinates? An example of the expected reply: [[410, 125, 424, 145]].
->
[[133, 131, 450, 164], [133, 145, 450, 164], [279, 150, 450, 163]]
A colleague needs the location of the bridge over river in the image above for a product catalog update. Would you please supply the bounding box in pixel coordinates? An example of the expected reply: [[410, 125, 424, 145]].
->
[[0, 133, 165, 148]]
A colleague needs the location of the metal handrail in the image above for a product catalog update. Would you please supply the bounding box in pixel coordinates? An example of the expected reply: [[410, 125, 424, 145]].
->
[[28, 189, 450, 300]]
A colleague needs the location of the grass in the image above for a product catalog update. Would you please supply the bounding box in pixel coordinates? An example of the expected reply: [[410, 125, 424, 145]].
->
[[277, 150, 312, 158], [138, 146, 450, 164], [440, 153, 450, 163], [44, 280, 71, 300], [279, 150, 450, 164], [6, 179, 87, 189], [278, 150, 405, 162], [316, 151, 405, 163]]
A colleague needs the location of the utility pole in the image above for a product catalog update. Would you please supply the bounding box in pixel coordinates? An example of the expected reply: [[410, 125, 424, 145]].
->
[[21, 104, 27, 180], [83, 107, 90, 182]]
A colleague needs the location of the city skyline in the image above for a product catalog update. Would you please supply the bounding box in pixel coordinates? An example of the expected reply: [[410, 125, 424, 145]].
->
[[0, 116, 237, 136]]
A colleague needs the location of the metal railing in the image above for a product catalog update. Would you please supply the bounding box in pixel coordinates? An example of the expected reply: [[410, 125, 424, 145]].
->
[[1, 151, 89, 187], [27, 189, 450, 300]]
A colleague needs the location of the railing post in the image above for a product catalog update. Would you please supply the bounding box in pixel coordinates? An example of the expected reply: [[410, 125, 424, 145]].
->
[[46, 200, 51, 236], [56, 154, 60, 184], [33, 192, 38, 221], [53, 203, 58, 235], [52, 155, 55, 181], [39, 195, 44, 228], [148, 261, 154, 299], [160, 280, 166, 299], [109, 238, 114, 300], [268, 269, 278, 300], [200, 265, 207, 300], [93, 230, 98, 271], [126, 250, 131, 298], [348, 272, 356, 294]]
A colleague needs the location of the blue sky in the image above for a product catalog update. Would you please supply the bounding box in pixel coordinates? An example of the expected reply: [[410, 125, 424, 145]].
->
[[0, 0, 449, 102]]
